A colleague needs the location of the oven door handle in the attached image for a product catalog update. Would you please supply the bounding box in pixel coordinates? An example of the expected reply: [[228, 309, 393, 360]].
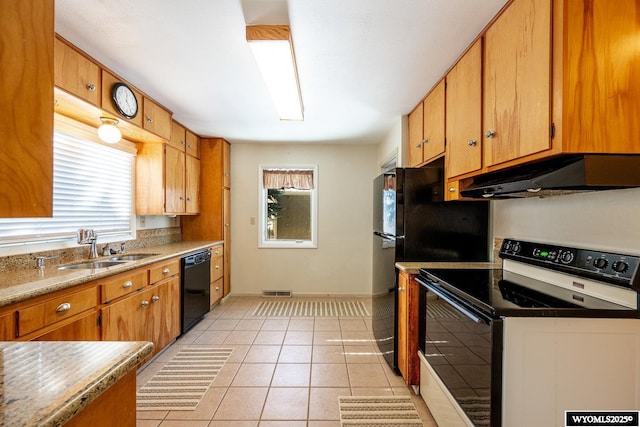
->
[[416, 277, 489, 325]]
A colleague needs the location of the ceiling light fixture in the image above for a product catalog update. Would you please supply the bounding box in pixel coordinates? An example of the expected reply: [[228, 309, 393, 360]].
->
[[97, 117, 122, 144], [246, 25, 304, 121]]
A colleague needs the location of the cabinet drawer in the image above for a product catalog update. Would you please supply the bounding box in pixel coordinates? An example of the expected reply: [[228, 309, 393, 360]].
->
[[149, 259, 180, 284], [18, 287, 98, 337], [211, 277, 223, 306], [211, 254, 223, 282], [210, 245, 223, 257], [102, 269, 148, 303]]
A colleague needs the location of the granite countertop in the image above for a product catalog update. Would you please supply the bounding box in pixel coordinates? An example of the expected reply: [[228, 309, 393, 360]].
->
[[396, 260, 502, 275], [0, 340, 153, 426], [0, 241, 221, 308]]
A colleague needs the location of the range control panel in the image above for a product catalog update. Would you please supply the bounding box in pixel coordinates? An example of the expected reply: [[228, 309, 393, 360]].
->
[[499, 239, 640, 289]]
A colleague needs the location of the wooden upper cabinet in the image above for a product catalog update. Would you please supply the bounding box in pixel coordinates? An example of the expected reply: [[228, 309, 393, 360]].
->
[[559, 0, 640, 154], [186, 130, 200, 158], [185, 154, 200, 214], [164, 145, 186, 214], [407, 102, 424, 167], [54, 37, 100, 106], [223, 139, 231, 188], [169, 120, 187, 152], [101, 70, 144, 128], [422, 79, 446, 163], [143, 97, 171, 140], [483, 0, 551, 167], [136, 142, 199, 215], [407, 80, 445, 167], [0, 0, 53, 218], [446, 39, 483, 179]]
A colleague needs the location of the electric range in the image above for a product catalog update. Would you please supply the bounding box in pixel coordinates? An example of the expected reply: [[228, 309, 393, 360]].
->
[[415, 238, 640, 427]]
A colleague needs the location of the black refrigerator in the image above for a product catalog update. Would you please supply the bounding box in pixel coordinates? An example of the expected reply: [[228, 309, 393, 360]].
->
[[371, 164, 490, 372]]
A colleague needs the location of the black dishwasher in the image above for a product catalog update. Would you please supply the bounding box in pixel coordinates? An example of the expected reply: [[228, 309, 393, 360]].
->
[[180, 249, 211, 334]]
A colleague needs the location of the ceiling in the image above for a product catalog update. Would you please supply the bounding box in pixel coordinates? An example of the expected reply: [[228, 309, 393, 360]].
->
[[55, 0, 508, 145]]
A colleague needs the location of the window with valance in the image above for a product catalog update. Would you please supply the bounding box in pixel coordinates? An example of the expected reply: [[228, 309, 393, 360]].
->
[[259, 166, 318, 248]]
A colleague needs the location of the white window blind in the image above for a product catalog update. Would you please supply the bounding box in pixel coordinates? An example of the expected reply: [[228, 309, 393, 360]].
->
[[0, 131, 135, 245]]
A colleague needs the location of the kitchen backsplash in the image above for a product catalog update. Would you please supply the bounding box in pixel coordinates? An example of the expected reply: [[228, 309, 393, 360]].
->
[[0, 226, 181, 273]]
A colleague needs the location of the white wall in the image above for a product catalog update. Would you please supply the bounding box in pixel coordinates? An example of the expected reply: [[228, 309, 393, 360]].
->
[[376, 116, 406, 168], [230, 143, 378, 296], [493, 187, 640, 254]]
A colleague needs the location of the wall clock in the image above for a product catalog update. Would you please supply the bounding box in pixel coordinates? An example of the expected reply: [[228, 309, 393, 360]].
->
[[111, 82, 138, 119]]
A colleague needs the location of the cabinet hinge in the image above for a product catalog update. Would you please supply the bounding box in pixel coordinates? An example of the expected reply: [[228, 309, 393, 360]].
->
[[97, 315, 102, 327], [550, 123, 555, 139]]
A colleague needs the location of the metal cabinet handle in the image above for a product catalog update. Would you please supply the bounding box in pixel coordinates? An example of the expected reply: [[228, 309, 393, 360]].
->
[[146, 116, 153, 123], [162, 268, 170, 274], [485, 130, 496, 138], [123, 280, 133, 289], [468, 139, 477, 146], [215, 265, 220, 269], [423, 138, 429, 144], [56, 302, 71, 313], [180, 140, 185, 145], [141, 300, 149, 307], [215, 286, 220, 291], [151, 295, 160, 302], [449, 187, 456, 192], [415, 144, 421, 148], [86, 83, 96, 92], [398, 287, 405, 292]]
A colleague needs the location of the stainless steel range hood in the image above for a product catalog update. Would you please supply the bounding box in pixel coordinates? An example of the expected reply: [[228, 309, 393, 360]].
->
[[460, 155, 640, 199]]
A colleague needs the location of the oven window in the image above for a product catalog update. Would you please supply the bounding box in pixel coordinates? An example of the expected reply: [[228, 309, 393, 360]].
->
[[420, 288, 498, 426]]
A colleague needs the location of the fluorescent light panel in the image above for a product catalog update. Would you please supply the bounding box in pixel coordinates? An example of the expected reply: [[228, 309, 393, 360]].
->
[[247, 25, 303, 121]]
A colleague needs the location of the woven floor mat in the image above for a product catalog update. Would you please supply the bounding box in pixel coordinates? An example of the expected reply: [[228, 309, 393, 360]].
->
[[137, 347, 232, 411], [339, 396, 424, 426], [252, 300, 370, 317]]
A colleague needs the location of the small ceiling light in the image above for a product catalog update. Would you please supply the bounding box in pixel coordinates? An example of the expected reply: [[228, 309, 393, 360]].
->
[[97, 117, 122, 143], [247, 25, 304, 121]]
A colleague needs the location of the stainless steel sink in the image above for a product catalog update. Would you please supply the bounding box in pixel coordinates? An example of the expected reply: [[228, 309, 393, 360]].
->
[[109, 253, 159, 261], [57, 260, 129, 270]]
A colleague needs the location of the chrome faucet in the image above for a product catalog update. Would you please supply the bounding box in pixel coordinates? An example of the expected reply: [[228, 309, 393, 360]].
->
[[77, 228, 98, 259]]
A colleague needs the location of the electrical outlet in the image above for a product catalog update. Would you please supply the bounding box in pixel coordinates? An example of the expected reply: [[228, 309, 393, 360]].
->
[[139, 216, 146, 228]]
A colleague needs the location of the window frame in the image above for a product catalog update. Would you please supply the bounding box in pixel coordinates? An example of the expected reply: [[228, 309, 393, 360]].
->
[[258, 164, 318, 249]]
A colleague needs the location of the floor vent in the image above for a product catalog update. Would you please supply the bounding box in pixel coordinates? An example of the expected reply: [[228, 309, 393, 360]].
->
[[262, 290, 292, 297]]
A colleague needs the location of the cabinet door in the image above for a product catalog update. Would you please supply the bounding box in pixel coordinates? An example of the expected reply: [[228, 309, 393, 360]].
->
[[165, 145, 186, 214], [185, 154, 200, 214], [54, 38, 100, 106], [143, 97, 172, 139], [169, 120, 187, 151], [422, 80, 446, 162], [0, 0, 53, 218], [446, 40, 483, 178], [407, 102, 424, 167], [102, 289, 151, 342], [0, 312, 15, 340], [186, 130, 200, 158], [149, 278, 180, 352], [223, 139, 231, 188], [483, 0, 551, 167], [397, 272, 408, 379]]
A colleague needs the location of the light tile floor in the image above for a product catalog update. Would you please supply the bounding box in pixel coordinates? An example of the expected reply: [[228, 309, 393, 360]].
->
[[136, 296, 438, 427]]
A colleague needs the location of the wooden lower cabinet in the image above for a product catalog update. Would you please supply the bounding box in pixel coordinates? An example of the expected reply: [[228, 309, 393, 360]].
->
[[102, 277, 180, 357], [151, 276, 180, 352], [65, 369, 136, 427], [210, 244, 224, 306], [397, 270, 420, 386]]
